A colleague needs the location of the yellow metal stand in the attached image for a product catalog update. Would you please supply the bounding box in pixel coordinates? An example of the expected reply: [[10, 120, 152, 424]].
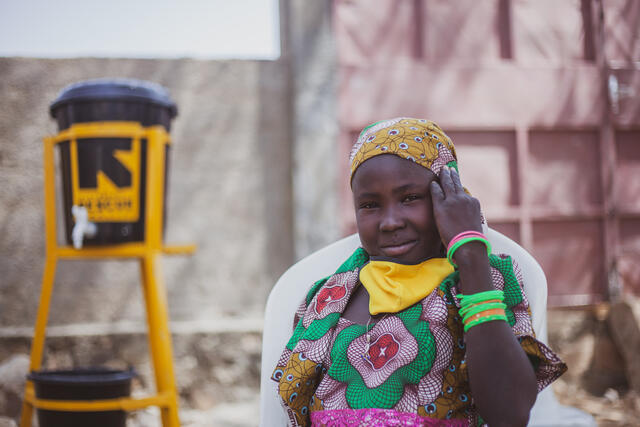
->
[[20, 123, 194, 427]]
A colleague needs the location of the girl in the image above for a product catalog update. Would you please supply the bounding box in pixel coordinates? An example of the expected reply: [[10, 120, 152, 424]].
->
[[272, 118, 566, 426]]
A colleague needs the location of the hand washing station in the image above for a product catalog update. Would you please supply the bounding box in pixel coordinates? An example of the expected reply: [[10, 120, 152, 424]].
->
[[20, 79, 195, 427]]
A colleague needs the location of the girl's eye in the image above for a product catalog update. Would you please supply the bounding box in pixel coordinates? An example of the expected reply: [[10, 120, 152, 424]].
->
[[403, 194, 420, 203], [359, 202, 377, 209]]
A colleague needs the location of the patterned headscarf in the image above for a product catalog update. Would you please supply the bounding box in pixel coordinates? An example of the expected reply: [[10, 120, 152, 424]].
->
[[349, 118, 458, 183]]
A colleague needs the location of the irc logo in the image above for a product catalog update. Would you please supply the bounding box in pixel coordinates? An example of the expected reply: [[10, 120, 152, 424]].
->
[[70, 138, 141, 222]]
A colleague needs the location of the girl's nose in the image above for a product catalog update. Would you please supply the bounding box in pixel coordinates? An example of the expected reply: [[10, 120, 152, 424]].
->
[[379, 207, 404, 231]]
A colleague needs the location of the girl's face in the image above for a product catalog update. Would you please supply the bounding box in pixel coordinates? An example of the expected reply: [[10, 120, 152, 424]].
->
[[352, 154, 443, 264]]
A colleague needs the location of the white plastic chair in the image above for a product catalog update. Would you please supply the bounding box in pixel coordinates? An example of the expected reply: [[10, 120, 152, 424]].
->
[[260, 228, 595, 426]]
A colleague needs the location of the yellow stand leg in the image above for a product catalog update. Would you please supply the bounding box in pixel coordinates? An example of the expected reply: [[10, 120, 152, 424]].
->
[[20, 255, 57, 427], [19, 384, 34, 427], [140, 253, 180, 427]]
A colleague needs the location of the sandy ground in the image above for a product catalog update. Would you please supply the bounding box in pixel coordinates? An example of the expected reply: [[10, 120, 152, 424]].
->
[[553, 378, 640, 427], [128, 393, 260, 427]]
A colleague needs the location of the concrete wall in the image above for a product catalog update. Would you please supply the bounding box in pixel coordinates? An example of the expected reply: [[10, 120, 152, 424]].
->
[[0, 57, 294, 331], [288, 0, 342, 258]]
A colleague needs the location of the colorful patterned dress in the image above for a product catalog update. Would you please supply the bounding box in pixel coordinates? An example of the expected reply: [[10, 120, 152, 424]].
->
[[272, 248, 567, 426]]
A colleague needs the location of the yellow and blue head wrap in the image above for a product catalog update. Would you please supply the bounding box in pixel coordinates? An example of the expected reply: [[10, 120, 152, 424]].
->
[[349, 117, 459, 183]]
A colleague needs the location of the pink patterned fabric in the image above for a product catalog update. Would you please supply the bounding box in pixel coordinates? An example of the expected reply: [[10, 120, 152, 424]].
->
[[417, 291, 454, 403], [310, 408, 468, 426], [347, 316, 418, 388], [303, 271, 358, 327]]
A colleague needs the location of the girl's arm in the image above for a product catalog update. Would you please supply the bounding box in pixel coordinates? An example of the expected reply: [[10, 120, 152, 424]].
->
[[430, 167, 537, 427]]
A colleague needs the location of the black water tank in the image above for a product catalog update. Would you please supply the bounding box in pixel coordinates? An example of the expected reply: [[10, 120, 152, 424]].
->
[[28, 368, 136, 427], [49, 79, 177, 246]]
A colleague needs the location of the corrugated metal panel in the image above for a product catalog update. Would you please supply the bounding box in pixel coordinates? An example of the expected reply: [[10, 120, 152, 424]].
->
[[603, 0, 640, 63], [335, 0, 640, 305]]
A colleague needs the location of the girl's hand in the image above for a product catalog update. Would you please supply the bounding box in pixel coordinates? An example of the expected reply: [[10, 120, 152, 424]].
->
[[430, 167, 483, 246]]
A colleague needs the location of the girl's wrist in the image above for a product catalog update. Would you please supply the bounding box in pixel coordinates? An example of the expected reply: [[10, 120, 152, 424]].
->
[[452, 241, 488, 267], [454, 242, 493, 294]]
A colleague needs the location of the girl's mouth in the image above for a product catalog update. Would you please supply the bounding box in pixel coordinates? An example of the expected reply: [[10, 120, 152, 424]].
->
[[380, 240, 417, 257]]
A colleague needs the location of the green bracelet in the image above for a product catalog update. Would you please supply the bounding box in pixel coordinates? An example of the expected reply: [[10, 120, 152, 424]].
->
[[447, 236, 492, 267], [461, 303, 507, 322], [464, 314, 508, 333], [460, 301, 507, 317], [457, 290, 504, 308]]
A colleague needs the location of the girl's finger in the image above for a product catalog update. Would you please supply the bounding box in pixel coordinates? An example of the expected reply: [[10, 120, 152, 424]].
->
[[439, 167, 455, 195], [430, 181, 444, 202], [449, 167, 463, 192]]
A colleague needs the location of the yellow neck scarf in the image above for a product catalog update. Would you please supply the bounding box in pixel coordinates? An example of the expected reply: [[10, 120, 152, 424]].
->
[[359, 258, 454, 315]]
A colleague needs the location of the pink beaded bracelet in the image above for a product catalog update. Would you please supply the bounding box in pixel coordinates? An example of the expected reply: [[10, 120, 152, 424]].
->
[[446, 231, 491, 267], [447, 231, 486, 253]]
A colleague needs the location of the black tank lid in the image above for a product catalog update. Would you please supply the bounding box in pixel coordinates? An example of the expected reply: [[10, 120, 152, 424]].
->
[[50, 78, 177, 118], [28, 367, 136, 385]]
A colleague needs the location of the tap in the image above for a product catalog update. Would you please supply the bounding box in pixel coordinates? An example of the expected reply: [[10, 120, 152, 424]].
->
[[71, 205, 97, 249]]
